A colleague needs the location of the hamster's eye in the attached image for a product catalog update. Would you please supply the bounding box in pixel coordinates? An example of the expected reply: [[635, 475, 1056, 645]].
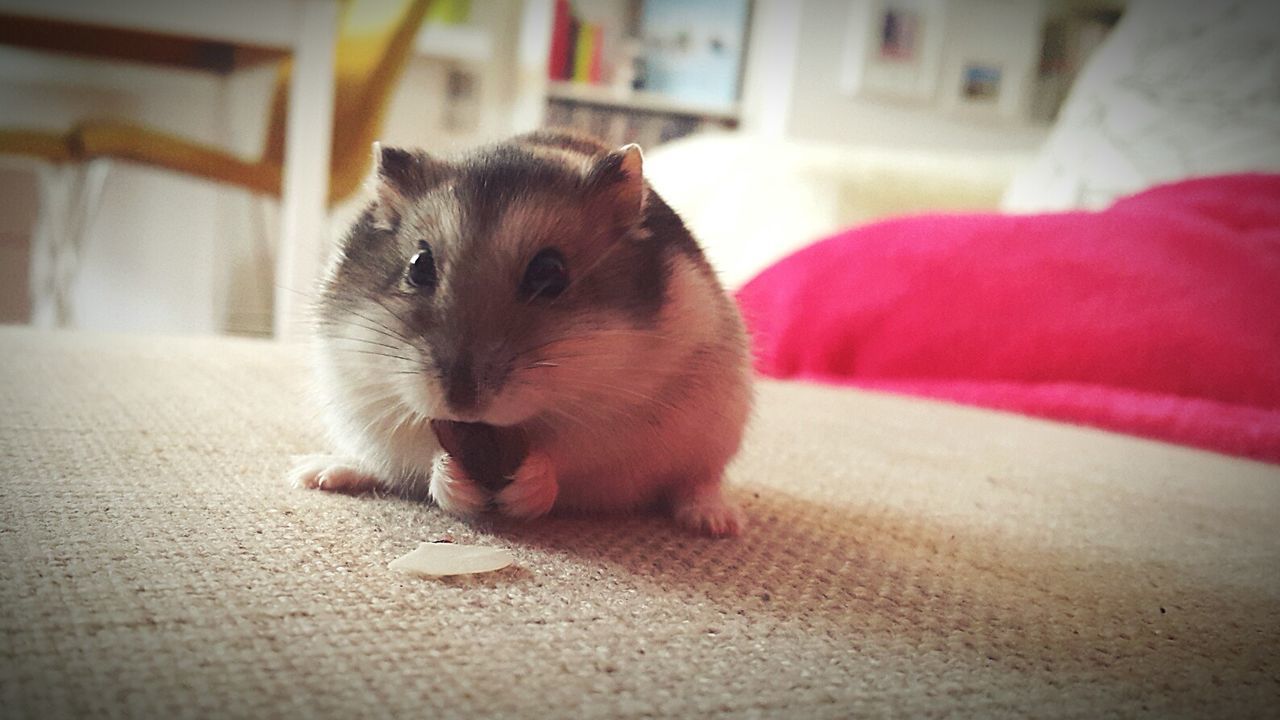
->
[[406, 243, 436, 290], [521, 248, 569, 300]]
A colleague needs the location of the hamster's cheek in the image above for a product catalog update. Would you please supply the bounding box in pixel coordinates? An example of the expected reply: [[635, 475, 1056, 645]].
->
[[397, 374, 447, 418], [483, 385, 545, 427]]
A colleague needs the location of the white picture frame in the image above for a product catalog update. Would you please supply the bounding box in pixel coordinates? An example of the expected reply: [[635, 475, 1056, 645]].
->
[[839, 0, 948, 103], [936, 1, 1049, 123]]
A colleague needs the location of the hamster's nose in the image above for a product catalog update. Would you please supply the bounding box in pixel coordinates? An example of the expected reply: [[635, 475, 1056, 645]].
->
[[441, 353, 479, 414]]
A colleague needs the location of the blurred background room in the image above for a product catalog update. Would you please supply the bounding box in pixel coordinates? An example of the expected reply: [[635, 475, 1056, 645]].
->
[[3, 5, 1280, 712], [0, 0, 1141, 338]]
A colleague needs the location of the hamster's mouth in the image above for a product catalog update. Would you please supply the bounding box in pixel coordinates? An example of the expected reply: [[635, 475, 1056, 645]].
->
[[428, 396, 536, 428], [429, 419, 530, 492]]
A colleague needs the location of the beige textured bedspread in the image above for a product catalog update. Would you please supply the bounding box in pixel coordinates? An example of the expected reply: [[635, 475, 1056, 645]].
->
[[1, 327, 1276, 718]]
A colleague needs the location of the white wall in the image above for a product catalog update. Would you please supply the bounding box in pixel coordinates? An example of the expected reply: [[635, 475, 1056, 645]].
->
[[778, 0, 1050, 153]]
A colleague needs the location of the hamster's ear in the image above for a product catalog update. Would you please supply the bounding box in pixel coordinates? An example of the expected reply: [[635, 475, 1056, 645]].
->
[[585, 143, 646, 225], [372, 141, 447, 206]]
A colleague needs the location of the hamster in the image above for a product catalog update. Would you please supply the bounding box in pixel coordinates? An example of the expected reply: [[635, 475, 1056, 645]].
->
[[289, 130, 753, 537]]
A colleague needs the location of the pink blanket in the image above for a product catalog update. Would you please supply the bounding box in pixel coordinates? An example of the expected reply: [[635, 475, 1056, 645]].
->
[[736, 174, 1280, 464]]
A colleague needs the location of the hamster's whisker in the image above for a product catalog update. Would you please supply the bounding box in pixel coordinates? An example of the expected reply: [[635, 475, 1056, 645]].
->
[[325, 336, 408, 354], [549, 390, 629, 425], [557, 377, 678, 411], [507, 341, 633, 365], [320, 309, 412, 345], [344, 392, 406, 417], [501, 377, 605, 431], [367, 295, 414, 330], [330, 347, 419, 364], [575, 329, 676, 341], [530, 352, 632, 364], [329, 345, 415, 362], [359, 400, 413, 440], [349, 386, 421, 438], [508, 329, 678, 363], [508, 336, 571, 361], [387, 406, 424, 438], [326, 318, 406, 346], [273, 283, 322, 304], [329, 391, 411, 440], [325, 335, 417, 363], [555, 239, 627, 304], [538, 402, 596, 434], [318, 319, 388, 343], [276, 285, 341, 328], [343, 305, 412, 342]]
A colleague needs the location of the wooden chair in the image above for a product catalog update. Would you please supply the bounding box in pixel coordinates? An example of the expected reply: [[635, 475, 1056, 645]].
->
[[0, 0, 433, 327]]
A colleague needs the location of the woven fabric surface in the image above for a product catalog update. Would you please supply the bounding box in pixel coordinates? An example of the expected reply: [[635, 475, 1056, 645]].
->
[[1, 327, 1277, 718]]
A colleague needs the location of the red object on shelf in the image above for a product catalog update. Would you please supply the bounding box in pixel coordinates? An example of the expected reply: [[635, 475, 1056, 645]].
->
[[548, 0, 572, 81]]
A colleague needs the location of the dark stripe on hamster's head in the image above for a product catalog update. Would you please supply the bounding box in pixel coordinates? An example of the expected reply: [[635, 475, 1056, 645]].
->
[[454, 145, 579, 235]]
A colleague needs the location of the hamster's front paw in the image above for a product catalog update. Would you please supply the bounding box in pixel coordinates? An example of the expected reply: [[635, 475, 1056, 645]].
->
[[495, 451, 558, 520], [428, 454, 489, 518], [289, 454, 381, 495], [671, 481, 745, 538]]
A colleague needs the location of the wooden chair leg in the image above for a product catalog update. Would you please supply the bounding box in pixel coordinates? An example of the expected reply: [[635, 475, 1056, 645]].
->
[[29, 164, 67, 327], [29, 159, 109, 328]]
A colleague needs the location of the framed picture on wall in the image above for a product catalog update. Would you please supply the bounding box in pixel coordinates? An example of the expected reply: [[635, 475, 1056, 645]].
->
[[961, 62, 1003, 101], [942, 55, 1024, 120], [877, 6, 921, 61], [935, 1, 1049, 123], [840, 0, 947, 102]]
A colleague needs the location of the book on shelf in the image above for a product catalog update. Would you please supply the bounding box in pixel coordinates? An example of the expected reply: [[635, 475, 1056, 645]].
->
[[540, 0, 740, 148], [548, 1, 606, 86], [588, 24, 603, 83], [547, 0, 572, 81], [573, 22, 596, 83]]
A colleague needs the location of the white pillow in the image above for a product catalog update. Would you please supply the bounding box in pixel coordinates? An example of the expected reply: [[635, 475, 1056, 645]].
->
[[645, 133, 1024, 290], [1002, 0, 1280, 212]]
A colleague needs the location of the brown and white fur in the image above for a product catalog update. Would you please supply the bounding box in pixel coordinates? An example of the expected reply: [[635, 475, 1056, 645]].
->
[[289, 130, 753, 537]]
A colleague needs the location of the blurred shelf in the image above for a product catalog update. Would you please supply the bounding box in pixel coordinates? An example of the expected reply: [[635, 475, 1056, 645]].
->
[[413, 23, 492, 63], [546, 80, 740, 122]]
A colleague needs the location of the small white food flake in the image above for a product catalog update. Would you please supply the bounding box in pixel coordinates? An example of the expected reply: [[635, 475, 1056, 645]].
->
[[388, 542, 514, 578]]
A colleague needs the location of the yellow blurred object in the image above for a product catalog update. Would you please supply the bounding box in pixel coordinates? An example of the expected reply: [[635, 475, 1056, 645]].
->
[[0, 128, 75, 164], [426, 0, 471, 26], [0, 0, 433, 206]]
